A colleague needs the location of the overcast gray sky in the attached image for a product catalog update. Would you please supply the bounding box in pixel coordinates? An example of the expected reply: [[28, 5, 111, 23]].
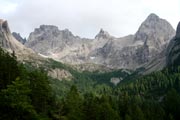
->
[[0, 0, 179, 38]]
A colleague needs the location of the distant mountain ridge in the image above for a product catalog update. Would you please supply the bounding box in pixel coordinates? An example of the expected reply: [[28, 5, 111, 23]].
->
[[0, 14, 179, 81], [12, 32, 26, 44], [25, 13, 175, 70], [0, 19, 77, 80]]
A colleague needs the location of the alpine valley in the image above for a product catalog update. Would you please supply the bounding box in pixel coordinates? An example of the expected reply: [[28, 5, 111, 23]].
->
[[1, 13, 180, 120]]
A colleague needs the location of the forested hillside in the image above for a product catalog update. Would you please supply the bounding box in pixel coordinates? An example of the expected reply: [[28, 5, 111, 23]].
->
[[0, 46, 180, 120]]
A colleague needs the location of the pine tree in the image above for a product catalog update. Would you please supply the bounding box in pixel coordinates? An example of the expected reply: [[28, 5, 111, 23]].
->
[[64, 85, 84, 120], [0, 78, 38, 120]]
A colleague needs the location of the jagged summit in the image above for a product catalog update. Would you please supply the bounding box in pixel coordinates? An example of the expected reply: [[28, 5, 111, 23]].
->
[[33, 25, 59, 36], [0, 19, 11, 34], [25, 14, 175, 70], [39, 25, 58, 30], [95, 29, 111, 39], [38, 25, 73, 34], [12, 32, 26, 44], [0, 19, 23, 51], [134, 13, 175, 49], [61, 28, 75, 38], [25, 24, 83, 56], [146, 13, 160, 22], [0, 19, 45, 62], [32, 25, 75, 38]]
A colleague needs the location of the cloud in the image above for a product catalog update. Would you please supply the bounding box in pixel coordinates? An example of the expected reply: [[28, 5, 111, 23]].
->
[[0, 1, 18, 14], [0, 0, 179, 38]]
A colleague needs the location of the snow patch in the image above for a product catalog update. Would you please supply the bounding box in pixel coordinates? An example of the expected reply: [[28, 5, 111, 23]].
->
[[90, 56, 95, 60], [38, 53, 49, 58]]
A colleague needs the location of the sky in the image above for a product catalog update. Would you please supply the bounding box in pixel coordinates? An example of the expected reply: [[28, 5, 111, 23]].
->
[[0, 0, 179, 39]]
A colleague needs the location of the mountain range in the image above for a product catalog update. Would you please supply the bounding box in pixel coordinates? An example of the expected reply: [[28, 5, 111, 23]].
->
[[0, 13, 179, 76], [23, 13, 175, 70], [1, 11, 180, 120]]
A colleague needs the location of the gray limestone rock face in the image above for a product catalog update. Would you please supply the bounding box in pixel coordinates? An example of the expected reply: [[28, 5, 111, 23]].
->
[[25, 13, 175, 70], [0, 19, 75, 81], [48, 68, 72, 81], [95, 29, 113, 39], [25, 25, 91, 62], [0, 19, 44, 62], [176, 22, 180, 39], [126, 13, 175, 69], [0, 19, 23, 51], [12, 32, 26, 44], [166, 21, 180, 66], [87, 14, 175, 69], [135, 13, 175, 50]]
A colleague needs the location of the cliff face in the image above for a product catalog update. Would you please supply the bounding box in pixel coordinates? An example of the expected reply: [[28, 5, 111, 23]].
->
[[0, 19, 44, 62], [176, 22, 180, 39], [12, 32, 26, 44], [25, 14, 175, 70], [0, 19, 24, 51], [25, 25, 92, 63], [102, 13, 175, 69], [0, 19, 74, 80], [166, 22, 180, 67]]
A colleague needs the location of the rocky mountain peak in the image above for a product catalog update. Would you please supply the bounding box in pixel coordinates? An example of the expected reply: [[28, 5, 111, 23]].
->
[[0, 19, 17, 50], [138, 13, 174, 32], [0, 19, 11, 34], [31, 25, 75, 39], [134, 13, 175, 49], [63, 28, 71, 33], [32, 25, 59, 36], [95, 29, 111, 39], [61, 28, 75, 38], [146, 13, 159, 22], [39, 25, 58, 31], [25, 24, 82, 56], [25, 14, 175, 70], [0, 19, 31, 53], [176, 22, 180, 39], [0, 19, 44, 63]]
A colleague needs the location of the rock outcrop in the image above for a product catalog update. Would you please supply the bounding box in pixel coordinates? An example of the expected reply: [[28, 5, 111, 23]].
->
[[95, 29, 113, 39], [25, 25, 92, 64], [48, 68, 72, 81], [166, 22, 180, 67], [134, 13, 175, 54], [12, 32, 26, 44], [176, 22, 180, 39], [0, 19, 74, 81], [87, 13, 175, 69], [0, 19, 45, 63], [0, 19, 23, 51], [25, 13, 175, 70]]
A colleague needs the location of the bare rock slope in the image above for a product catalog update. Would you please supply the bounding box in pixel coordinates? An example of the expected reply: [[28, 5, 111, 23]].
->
[[25, 13, 175, 70], [0, 19, 39, 61], [12, 32, 26, 44], [167, 22, 180, 66], [0, 19, 73, 80]]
